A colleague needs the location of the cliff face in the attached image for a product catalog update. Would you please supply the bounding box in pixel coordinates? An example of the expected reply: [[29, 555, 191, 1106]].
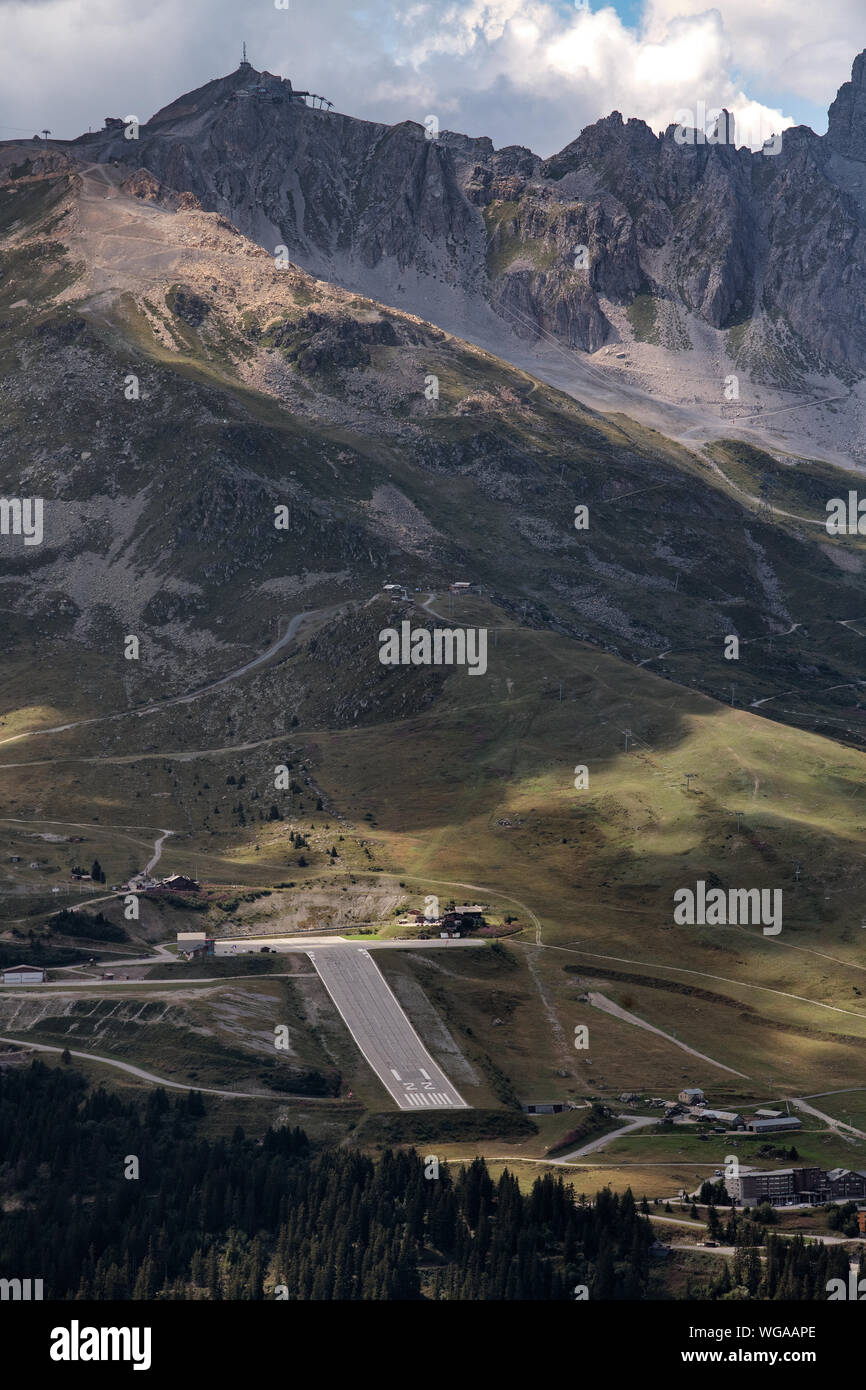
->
[[826, 51, 866, 158], [73, 69, 482, 287], [2, 136, 866, 741], [67, 52, 866, 378]]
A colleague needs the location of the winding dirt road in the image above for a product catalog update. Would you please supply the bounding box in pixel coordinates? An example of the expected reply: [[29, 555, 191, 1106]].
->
[[0, 1033, 343, 1102], [0, 604, 344, 750]]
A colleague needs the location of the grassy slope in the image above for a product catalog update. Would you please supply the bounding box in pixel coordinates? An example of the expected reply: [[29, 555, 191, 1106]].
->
[[9, 601, 866, 1096], [2, 165, 866, 1174], [3, 169, 866, 742]]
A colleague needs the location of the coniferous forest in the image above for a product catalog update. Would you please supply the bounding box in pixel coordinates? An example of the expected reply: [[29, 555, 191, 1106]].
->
[[0, 1062, 854, 1301], [0, 1062, 651, 1300]]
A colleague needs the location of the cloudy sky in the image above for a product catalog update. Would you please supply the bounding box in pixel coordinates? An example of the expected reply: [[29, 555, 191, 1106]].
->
[[0, 0, 862, 155]]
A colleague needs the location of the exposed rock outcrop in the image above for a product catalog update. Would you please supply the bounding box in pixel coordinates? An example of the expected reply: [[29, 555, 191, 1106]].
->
[[60, 52, 866, 376]]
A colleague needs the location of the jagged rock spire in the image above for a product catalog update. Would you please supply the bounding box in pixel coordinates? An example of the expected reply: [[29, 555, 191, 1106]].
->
[[826, 49, 866, 158]]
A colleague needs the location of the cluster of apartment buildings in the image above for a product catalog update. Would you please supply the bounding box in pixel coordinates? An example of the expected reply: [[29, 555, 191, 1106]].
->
[[726, 1166, 866, 1207]]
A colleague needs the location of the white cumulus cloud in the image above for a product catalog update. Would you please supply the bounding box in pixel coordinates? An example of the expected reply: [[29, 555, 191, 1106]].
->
[[0, 0, 858, 155]]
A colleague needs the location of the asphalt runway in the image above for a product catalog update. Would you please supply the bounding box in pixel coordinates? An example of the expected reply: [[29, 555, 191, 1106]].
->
[[308, 946, 468, 1110]]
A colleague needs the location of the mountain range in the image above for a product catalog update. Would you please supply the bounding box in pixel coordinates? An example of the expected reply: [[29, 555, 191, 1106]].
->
[[51, 49, 866, 465], [1, 133, 865, 744], [3, 46, 866, 1192]]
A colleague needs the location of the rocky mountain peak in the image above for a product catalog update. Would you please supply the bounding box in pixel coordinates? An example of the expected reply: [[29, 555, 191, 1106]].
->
[[826, 48, 866, 159], [48, 47, 866, 437]]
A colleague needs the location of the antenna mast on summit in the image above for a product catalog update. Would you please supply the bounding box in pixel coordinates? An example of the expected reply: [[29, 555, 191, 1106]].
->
[[240, 42, 251, 69]]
